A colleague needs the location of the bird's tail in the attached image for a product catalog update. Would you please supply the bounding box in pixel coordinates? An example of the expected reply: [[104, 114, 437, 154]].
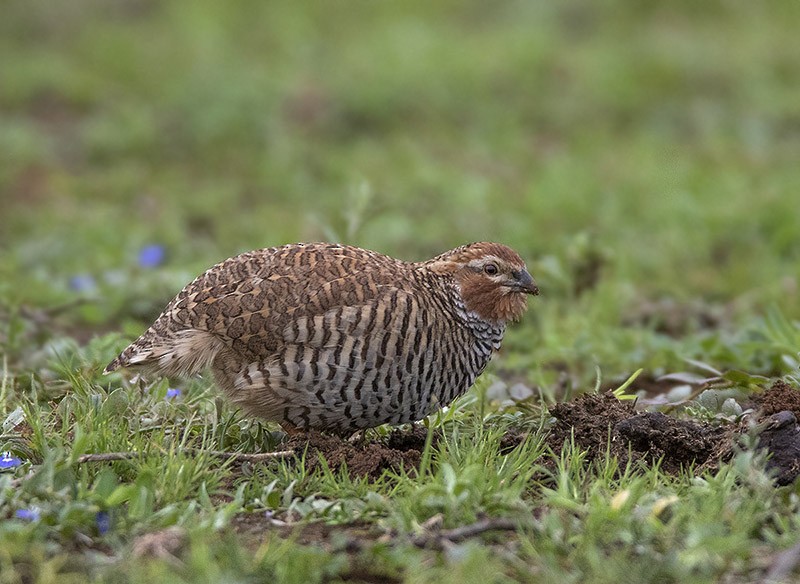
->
[[103, 344, 140, 374], [103, 328, 225, 378]]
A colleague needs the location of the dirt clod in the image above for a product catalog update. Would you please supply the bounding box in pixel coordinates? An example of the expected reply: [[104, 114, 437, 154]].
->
[[548, 382, 800, 484], [548, 392, 728, 473], [615, 412, 727, 473], [753, 380, 800, 419], [549, 391, 636, 449], [285, 428, 431, 480], [756, 411, 800, 486]]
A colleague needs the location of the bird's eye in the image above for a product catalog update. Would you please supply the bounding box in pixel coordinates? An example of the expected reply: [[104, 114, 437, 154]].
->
[[484, 263, 499, 275]]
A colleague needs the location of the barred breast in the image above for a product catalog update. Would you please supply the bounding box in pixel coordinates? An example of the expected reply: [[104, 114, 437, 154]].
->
[[231, 272, 504, 432]]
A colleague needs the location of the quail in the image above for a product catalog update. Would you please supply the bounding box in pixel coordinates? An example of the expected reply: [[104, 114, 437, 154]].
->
[[105, 242, 539, 433]]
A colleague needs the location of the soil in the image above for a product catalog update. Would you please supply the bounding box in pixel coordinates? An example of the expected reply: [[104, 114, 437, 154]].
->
[[547, 381, 800, 484], [232, 514, 380, 552], [753, 380, 800, 419], [754, 411, 800, 486], [283, 426, 433, 480], [274, 380, 800, 485], [751, 380, 800, 485], [547, 391, 730, 474]]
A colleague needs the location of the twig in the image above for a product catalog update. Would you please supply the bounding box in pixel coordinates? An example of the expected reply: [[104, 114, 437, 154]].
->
[[437, 518, 519, 541], [74, 449, 295, 464], [412, 517, 519, 548], [76, 452, 139, 463], [190, 449, 295, 462]]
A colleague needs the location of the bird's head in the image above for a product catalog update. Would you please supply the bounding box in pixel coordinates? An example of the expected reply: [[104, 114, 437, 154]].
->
[[424, 242, 539, 324]]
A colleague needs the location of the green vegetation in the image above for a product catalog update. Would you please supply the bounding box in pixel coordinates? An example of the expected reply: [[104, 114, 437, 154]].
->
[[1, 1, 799, 582]]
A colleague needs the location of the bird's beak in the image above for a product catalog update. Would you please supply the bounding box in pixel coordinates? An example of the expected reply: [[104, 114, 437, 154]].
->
[[515, 269, 539, 295]]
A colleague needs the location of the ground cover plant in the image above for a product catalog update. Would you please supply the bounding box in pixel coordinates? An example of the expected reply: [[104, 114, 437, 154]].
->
[[2, 1, 800, 582]]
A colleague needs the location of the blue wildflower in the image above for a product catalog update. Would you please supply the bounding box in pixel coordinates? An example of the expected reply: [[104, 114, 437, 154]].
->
[[96, 511, 111, 535], [166, 388, 182, 399], [15, 508, 40, 521], [0, 452, 21, 470], [138, 244, 166, 268], [69, 274, 97, 292]]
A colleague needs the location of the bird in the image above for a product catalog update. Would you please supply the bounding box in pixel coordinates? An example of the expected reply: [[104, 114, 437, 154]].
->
[[105, 242, 539, 434]]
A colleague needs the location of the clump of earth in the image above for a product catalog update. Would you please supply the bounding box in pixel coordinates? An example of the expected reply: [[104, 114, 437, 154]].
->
[[283, 426, 433, 480], [546, 391, 728, 475], [546, 379, 800, 484]]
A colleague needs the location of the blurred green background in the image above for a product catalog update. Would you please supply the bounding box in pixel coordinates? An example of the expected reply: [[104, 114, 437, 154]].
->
[[2, 0, 799, 391]]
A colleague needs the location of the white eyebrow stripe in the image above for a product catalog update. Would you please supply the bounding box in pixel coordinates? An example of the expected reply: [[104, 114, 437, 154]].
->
[[468, 255, 504, 267]]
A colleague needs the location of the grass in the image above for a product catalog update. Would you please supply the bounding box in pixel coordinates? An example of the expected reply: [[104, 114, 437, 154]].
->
[[2, 0, 800, 581]]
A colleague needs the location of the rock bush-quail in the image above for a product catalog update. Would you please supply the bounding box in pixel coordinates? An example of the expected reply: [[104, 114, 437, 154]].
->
[[105, 242, 539, 433]]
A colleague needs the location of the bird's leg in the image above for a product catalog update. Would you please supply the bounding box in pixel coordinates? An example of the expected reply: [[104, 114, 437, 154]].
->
[[279, 421, 305, 437]]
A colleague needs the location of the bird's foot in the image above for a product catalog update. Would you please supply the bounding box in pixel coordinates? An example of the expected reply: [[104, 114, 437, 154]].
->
[[279, 422, 305, 437]]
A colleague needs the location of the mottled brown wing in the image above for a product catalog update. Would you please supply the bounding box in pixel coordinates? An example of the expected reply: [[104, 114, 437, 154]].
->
[[166, 245, 412, 362]]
